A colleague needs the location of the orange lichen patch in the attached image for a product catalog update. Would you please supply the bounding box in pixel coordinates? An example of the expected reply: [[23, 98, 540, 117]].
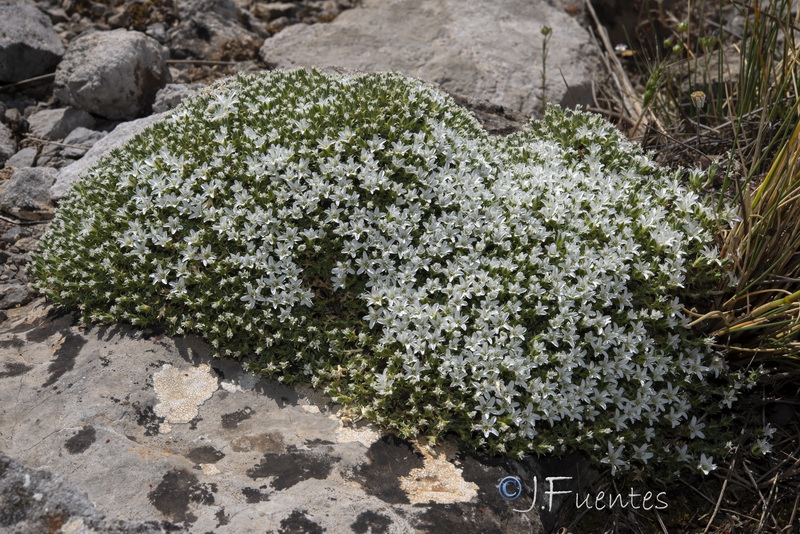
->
[[153, 364, 218, 427], [399, 441, 478, 504], [333, 417, 381, 448]]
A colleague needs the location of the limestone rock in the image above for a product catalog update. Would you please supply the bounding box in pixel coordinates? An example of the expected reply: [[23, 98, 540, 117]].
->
[[252, 2, 299, 21], [51, 112, 168, 200], [26, 107, 95, 140], [0, 0, 65, 82], [0, 166, 57, 220], [0, 453, 184, 533], [259, 0, 600, 117], [61, 126, 106, 158], [168, 0, 263, 60], [0, 309, 557, 533], [54, 29, 171, 120], [0, 226, 30, 243], [152, 83, 204, 113], [4, 147, 38, 168], [0, 122, 14, 165], [176, 0, 241, 20], [0, 283, 33, 309]]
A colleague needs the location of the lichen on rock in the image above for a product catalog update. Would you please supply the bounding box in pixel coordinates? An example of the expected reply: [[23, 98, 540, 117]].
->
[[153, 363, 218, 427], [31, 68, 748, 476]]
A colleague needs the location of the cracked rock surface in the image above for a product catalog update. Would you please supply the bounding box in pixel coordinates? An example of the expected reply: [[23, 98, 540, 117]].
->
[[0, 299, 587, 533]]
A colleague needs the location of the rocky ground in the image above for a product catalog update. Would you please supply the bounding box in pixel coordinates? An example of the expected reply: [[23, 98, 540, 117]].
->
[[1, 1, 601, 532]]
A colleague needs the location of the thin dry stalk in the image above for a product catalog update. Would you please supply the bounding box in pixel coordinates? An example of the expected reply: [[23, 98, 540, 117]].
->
[[703, 456, 735, 533], [584, 0, 652, 136]]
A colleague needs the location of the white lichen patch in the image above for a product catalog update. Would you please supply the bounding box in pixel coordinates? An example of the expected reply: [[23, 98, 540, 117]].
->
[[300, 404, 321, 414], [399, 441, 478, 504], [153, 363, 218, 425], [220, 380, 244, 393], [200, 463, 221, 476]]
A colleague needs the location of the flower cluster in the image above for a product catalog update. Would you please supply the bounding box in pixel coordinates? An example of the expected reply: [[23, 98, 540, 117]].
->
[[31, 69, 750, 476]]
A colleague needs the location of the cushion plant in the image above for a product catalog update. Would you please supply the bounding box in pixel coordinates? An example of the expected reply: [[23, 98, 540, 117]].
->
[[31, 69, 752, 477]]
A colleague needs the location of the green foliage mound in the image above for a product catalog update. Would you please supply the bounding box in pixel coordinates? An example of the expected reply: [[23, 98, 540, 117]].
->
[[31, 69, 750, 475]]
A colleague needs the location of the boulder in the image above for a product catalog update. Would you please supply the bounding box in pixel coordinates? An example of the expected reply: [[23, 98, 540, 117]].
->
[[145, 22, 168, 44], [0, 453, 181, 533], [0, 0, 65, 82], [51, 111, 168, 200], [0, 166, 57, 220], [176, 0, 240, 19], [168, 0, 263, 60], [4, 147, 38, 168], [0, 283, 33, 309], [0, 226, 30, 243], [251, 2, 299, 21], [0, 122, 15, 165], [152, 83, 204, 113], [259, 0, 600, 117], [0, 306, 572, 532], [61, 126, 107, 158], [26, 107, 96, 140], [54, 29, 171, 120]]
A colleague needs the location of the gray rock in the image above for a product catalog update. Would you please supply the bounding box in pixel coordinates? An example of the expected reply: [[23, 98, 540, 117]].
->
[[252, 1, 299, 21], [0, 453, 183, 533], [54, 29, 171, 120], [146, 22, 168, 43], [3, 107, 21, 124], [33, 144, 66, 168], [0, 308, 555, 533], [177, 0, 240, 20], [259, 0, 600, 117], [61, 126, 107, 158], [63, 125, 106, 146], [0, 122, 14, 164], [0, 283, 32, 308], [0, 0, 65, 82], [152, 83, 204, 113], [4, 147, 38, 168], [27, 107, 96, 140], [0, 166, 57, 220], [42, 5, 70, 24], [51, 112, 168, 200], [0, 226, 31, 243], [168, 0, 262, 60]]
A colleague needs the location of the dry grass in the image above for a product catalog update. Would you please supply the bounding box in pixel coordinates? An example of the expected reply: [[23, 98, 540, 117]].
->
[[575, 0, 800, 531]]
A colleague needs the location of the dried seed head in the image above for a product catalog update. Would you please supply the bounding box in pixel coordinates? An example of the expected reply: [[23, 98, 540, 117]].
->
[[691, 91, 707, 109]]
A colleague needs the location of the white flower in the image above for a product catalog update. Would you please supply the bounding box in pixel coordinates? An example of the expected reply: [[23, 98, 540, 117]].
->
[[632, 443, 653, 464], [687, 416, 706, 439], [207, 91, 239, 121], [149, 265, 170, 285], [600, 442, 627, 476], [697, 453, 717, 475], [675, 444, 692, 463], [754, 438, 773, 456]]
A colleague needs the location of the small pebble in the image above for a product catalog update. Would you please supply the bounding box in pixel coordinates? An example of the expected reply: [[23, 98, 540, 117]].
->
[[1, 227, 30, 243]]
